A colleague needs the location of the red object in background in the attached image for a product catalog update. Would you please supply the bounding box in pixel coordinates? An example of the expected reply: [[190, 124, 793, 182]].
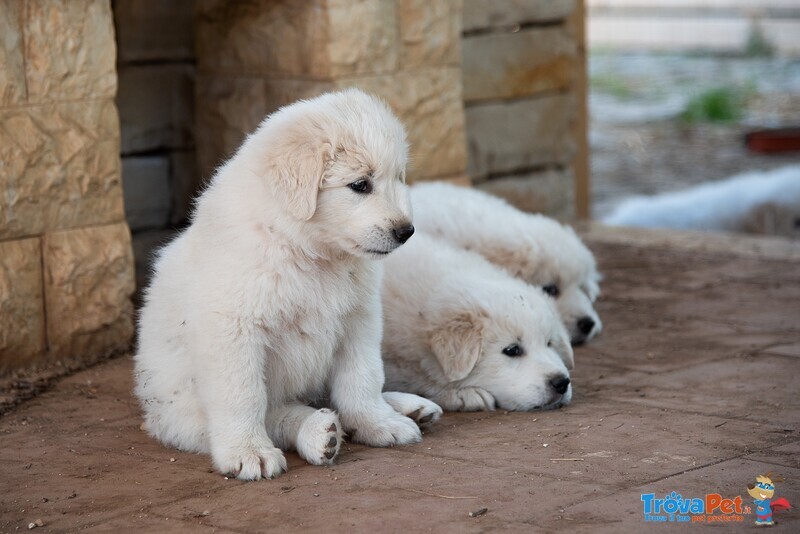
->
[[745, 127, 800, 153]]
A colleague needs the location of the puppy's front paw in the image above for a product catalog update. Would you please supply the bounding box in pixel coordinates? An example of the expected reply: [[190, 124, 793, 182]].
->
[[382, 391, 443, 427], [213, 441, 287, 481], [296, 408, 344, 466], [347, 410, 422, 447], [436, 387, 496, 412]]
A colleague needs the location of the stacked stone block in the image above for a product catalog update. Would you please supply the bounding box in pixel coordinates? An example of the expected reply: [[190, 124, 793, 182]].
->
[[113, 0, 198, 228], [0, 0, 134, 374], [112, 0, 198, 289], [462, 0, 587, 218], [195, 0, 468, 184]]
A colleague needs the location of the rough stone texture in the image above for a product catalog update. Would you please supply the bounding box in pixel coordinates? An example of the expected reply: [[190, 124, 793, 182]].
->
[[2, 229, 799, 531], [478, 167, 575, 219], [113, 0, 194, 62], [462, 26, 577, 103], [0, 99, 125, 241], [338, 68, 467, 181], [117, 64, 195, 154], [42, 223, 135, 361], [195, 0, 468, 183], [0, 0, 25, 108], [0, 0, 133, 376], [196, 0, 333, 78], [0, 238, 45, 372], [463, 0, 577, 32], [197, 0, 399, 78], [326, 0, 398, 77], [195, 76, 335, 179], [466, 93, 576, 180], [121, 156, 172, 232], [398, 0, 462, 69], [196, 69, 468, 182], [24, 0, 117, 103]]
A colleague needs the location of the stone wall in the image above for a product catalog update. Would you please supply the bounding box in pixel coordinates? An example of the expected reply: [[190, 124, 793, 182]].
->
[[0, 0, 134, 374], [195, 0, 468, 185], [111, 0, 198, 290], [462, 0, 588, 219]]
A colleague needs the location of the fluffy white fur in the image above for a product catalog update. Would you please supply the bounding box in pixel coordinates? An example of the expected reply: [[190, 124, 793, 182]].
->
[[382, 232, 574, 412], [604, 165, 800, 238], [410, 183, 602, 344], [134, 89, 441, 481]]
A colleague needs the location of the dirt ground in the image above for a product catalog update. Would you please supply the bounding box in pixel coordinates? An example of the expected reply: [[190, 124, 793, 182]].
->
[[1, 226, 799, 533]]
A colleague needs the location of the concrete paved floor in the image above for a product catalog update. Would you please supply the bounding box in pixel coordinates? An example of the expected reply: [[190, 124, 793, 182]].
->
[[1, 227, 798, 533]]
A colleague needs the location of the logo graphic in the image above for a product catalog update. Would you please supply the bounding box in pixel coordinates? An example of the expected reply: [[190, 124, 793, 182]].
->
[[640, 472, 792, 525], [747, 472, 791, 527], [641, 491, 748, 524]]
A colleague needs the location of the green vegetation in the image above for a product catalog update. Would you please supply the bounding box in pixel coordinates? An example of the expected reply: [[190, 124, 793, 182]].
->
[[679, 87, 751, 123], [744, 22, 775, 58], [590, 74, 633, 99]]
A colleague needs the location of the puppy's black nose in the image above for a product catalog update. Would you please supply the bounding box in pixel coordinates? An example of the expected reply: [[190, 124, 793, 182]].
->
[[577, 317, 595, 335], [393, 224, 415, 244], [549, 376, 571, 395]]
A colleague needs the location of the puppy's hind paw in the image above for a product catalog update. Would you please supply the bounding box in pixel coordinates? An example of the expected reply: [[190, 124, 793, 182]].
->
[[296, 408, 344, 466], [213, 442, 287, 481], [382, 391, 443, 427]]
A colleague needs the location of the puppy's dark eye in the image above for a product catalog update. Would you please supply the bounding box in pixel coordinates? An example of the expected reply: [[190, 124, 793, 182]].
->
[[542, 284, 560, 298], [348, 178, 372, 194], [502, 344, 524, 357], [547, 340, 553, 347]]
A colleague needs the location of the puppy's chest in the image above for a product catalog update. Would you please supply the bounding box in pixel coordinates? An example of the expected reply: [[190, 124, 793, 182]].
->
[[253, 259, 371, 343]]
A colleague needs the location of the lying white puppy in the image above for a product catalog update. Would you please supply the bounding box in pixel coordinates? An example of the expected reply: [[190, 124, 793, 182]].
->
[[411, 183, 602, 344], [604, 165, 800, 237], [134, 89, 441, 481], [382, 232, 574, 412]]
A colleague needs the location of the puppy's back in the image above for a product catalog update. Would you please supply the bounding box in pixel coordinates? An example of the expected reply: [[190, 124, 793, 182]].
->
[[409, 183, 596, 283]]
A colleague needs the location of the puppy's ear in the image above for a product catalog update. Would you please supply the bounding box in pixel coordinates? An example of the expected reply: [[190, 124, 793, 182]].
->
[[265, 127, 332, 221], [428, 312, 483, 382], [551, 330, 574, 370], [583, 272, 602, 302], [482, 242, 537, 280]]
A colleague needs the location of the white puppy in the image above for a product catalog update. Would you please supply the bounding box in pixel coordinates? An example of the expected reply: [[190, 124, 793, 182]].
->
[[603, 165, 800, 237], [134, 89, 441, 481], [411, 183, 602, 344], [382, 233, 574, 412]]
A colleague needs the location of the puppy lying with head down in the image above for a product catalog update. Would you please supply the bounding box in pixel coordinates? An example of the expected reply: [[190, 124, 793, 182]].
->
[[135, 89, 441, 481], [382, 232, 574, 412], [410, 183, 602, 345]]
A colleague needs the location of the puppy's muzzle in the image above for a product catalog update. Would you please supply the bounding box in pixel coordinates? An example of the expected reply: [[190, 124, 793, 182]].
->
[[392, 224, 415, 244]]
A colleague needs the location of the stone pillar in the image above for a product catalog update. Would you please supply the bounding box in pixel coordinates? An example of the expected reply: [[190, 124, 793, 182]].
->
[[195, 0, 468, 185], [462, 0, 586, 219], [0, 0, 134, 374]]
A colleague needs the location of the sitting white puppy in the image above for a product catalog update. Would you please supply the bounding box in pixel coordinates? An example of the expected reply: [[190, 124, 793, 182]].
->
[[603, 165, 800, 238], [382, 233, 574, 412], [411, 183, 602, 344], [134, 89, 441, 481]]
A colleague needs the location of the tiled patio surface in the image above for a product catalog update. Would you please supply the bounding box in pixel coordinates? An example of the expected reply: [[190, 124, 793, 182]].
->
[[1, 226, 798, 533]]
